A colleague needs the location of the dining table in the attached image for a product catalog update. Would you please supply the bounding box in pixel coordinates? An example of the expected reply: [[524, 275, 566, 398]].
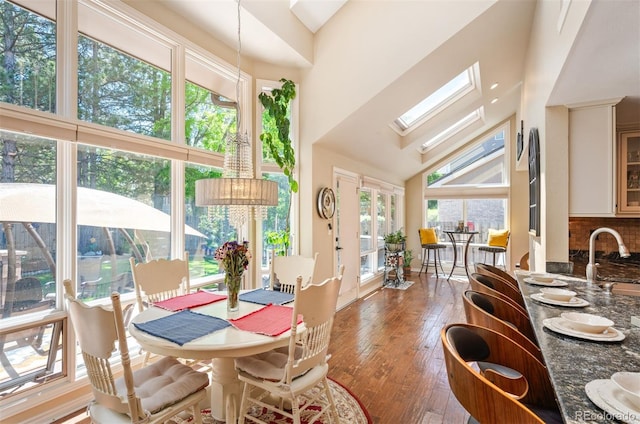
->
[[515, 271, 640, 424], [128, 289, 297, 424]]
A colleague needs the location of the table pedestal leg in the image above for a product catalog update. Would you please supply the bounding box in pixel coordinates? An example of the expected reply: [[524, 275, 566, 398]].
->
[[210, 357, 243, 424], [447, 233, 457, 281], [463, 235, 475, 277]]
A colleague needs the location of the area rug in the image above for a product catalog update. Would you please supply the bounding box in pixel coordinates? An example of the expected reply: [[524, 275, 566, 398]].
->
[[172, 378, 372, 424], [385, 280, 414, 290]]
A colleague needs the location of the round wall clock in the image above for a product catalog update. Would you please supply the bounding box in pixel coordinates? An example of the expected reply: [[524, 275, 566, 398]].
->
[[317, 187, 336, 219]]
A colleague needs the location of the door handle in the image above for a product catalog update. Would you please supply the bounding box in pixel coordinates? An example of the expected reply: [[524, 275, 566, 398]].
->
[[335, 246, 343, 251]]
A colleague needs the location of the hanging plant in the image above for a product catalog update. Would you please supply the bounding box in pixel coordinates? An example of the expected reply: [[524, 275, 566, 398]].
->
[[259, 78, 298, 193], [259, 79, 297, 255]]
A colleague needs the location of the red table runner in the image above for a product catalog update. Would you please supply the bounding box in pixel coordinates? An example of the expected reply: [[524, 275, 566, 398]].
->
[[229, 304, 302, 336], [153, 291, 227, 312]]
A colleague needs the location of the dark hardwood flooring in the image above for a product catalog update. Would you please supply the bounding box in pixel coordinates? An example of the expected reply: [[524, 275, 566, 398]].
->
[[55, 272, 470, 424], [327, 272, 470, 423]]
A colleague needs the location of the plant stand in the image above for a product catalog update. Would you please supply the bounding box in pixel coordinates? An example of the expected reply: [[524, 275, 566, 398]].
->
[[384, 246, 404, 287]]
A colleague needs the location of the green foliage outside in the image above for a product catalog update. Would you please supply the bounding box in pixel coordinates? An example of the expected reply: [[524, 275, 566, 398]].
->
[[0, 2, 297, 281]]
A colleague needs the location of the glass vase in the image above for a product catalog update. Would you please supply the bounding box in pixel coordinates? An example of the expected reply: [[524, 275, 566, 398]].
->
[[225, 272, 241, 312]]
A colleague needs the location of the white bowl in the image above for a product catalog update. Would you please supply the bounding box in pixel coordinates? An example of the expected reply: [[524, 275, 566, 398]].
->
[[530, 273, 555, 283], [611, 372, 640, 409], [560, 312, 614, 334], [540, 288, 576, 302]]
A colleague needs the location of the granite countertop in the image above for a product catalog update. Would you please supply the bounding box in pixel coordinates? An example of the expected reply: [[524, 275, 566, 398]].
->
[[516, 271, 640, 424], [570, 251, 640, 284]]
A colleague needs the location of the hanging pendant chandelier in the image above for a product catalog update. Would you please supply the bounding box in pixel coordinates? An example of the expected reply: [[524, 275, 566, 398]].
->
[[195, 0, 277, 229]]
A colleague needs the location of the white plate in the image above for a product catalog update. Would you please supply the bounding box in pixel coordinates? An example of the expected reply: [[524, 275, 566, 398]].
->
[[524, 277, 568, 287], [530, 293, 590, 307], [585, 379, 640, 424], [543, 317, 625, 342]]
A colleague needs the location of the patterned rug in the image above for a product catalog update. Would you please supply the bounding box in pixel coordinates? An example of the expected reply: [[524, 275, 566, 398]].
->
[[172, 378, 371, 424], [384, 280, 414, 290]]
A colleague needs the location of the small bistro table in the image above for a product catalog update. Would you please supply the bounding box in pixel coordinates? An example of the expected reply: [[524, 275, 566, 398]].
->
[[443, 231, 478, 280]]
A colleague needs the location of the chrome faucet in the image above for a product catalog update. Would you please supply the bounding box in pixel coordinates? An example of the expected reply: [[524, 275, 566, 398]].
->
[[586, 227, 630, 283]]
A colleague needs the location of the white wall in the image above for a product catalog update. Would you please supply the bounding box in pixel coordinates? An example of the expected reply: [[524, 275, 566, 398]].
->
[[520, 0, 592, 270]]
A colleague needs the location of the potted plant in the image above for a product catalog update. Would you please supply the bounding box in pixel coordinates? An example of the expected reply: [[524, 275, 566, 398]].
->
[[403, 249, 414, 276], [384, 229, 406, 252]]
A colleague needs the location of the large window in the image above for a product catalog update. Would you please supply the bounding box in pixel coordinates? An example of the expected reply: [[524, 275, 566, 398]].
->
[[78, 35, 171, 140], [424, 123, 510, 269], [0, 0, 56, 112], [74, 144, 178, 300], [0, 0, 272, 415], [359, 189, 373, 276], [184, 81, 236, 152], [0, 129, 63, 396], [359, 180, 403, 282]]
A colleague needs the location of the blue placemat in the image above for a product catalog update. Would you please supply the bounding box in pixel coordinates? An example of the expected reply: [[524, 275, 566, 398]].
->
[[239, 289, 294, 305], [133, 310, 231, 346]]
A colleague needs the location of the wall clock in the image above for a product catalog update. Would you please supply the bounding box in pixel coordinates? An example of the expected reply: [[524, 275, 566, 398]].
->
[[317, 187, 336, 219]]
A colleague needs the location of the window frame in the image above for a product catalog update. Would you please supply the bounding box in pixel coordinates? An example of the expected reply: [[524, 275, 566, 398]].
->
[[0, 0, 261, 415]]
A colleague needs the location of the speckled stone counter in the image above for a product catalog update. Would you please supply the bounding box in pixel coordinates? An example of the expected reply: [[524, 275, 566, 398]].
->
[[570, 252, 640, 284], [515, 271, 640, 424]]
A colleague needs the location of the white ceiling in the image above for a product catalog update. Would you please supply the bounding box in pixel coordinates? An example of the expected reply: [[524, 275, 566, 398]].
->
[[145, 0, 640, 181]]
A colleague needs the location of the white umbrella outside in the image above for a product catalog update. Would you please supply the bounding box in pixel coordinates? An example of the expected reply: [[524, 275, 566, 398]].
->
[[0, 183, 204, 237]]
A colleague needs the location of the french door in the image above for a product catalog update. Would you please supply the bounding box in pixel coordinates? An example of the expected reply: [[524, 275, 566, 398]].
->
[[334, 170, 360, 308]]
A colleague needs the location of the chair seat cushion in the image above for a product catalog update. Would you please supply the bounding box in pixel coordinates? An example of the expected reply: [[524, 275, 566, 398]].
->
[[478, 246, 506, 253], [235, 346, 303, 382], [422, 243, 447, 249], [115, 356, 209, 414]]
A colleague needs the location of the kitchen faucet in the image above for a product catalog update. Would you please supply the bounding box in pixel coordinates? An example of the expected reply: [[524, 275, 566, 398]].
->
[[586, 227, 630, 283]]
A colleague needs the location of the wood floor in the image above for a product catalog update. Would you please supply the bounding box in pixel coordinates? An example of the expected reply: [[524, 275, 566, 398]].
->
[[55, 271, 470, 424], [327, 272, 470, 423]]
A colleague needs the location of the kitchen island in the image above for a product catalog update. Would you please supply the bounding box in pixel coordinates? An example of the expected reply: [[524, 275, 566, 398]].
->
[[515, 271, 640, 423]]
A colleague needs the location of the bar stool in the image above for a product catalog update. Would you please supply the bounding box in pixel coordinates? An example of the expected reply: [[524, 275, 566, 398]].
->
[[478, 229, 510, 268], [418, 228, 447, 277]]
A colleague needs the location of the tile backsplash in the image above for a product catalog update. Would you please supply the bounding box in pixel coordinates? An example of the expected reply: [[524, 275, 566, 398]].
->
[[569, 217, 640, 255]]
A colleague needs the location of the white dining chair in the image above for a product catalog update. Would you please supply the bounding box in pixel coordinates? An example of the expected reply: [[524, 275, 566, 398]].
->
[[269, 251, 318, 293], [130, 252, 192, 365], [63, 280, 209, 424], [235, 273, 342, 423]]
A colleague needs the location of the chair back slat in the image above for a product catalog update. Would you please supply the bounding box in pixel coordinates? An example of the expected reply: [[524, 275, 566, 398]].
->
[[130, 252, 190, 312], [284, 274, 341, 384], [270, 251, 318, 292]]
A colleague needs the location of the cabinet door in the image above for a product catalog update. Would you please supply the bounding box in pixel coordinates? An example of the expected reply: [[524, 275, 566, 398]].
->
[[619, 131, 640, 214], [569, 104, 616, 216]]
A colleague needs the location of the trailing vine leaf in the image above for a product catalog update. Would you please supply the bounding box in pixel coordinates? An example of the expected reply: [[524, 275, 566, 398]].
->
[[259, 79, 298, 255], [259, 79, 298, 193]]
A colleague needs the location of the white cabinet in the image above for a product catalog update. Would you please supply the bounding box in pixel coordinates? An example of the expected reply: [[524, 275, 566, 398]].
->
[[618, 131, 640, 214], [569, 102, 617, 216]]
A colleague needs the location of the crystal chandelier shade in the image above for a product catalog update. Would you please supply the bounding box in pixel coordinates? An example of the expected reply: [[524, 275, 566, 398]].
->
[[194, 0, 277, 229]]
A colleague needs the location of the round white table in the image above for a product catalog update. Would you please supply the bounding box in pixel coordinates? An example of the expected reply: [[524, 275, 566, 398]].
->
[[129, 295, 293, 423]]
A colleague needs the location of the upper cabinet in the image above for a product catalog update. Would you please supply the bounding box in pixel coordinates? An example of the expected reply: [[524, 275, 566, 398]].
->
[[569, 101, 619, 217], [618, 131, 640, 215]]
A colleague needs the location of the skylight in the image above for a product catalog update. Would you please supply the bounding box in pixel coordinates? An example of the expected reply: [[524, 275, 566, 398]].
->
[[420, 107, 484, 151], [394, 64, 477, 132]]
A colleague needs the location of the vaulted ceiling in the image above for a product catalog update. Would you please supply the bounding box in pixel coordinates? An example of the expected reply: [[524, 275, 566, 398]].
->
[[132, 0, 640, 182]]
